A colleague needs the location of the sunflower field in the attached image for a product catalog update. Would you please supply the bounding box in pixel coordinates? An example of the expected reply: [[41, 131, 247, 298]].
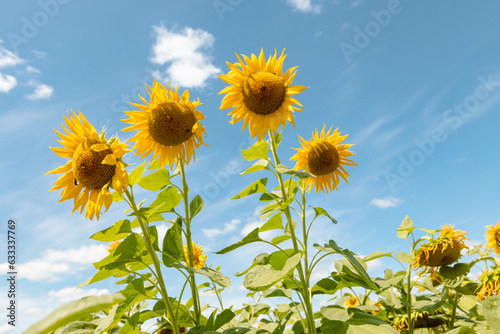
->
[[29, 49, 500, 334]]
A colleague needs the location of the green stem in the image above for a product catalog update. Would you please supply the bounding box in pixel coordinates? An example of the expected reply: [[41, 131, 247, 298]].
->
[[268, 131, 316, 334], [449, 291, 460, 330], [179, 159, 202, 324], [125, 188, 179, 334], [407, 263, 413, 334]]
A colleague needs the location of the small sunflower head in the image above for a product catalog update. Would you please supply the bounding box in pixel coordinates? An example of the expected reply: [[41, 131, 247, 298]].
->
[[485, 221, 500, 256], [122, 80, 206, 168], [344, 293, 360, 308], [219, 48, 308, 140], [290, 125, 357, 193], [476, 265, 500, 300], [183, 242, 207, 269], [106, 240, 123, 253], [413, 225, 469, 269], [46, 111, 130, 220]]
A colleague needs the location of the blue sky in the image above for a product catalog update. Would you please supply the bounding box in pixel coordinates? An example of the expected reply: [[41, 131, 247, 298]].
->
[[2, 0, 500, 332]]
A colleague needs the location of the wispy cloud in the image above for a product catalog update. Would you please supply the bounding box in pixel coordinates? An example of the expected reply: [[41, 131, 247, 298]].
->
[[0, 45, 23, 68], [0, 74, 17, 93], [48, 287, 110, 303], [25, 83, 54, 100], [369, 196, 403, 209], [203, 219, 241, 238], [286, 0, 322, 14], [150, 25, 221, 88]]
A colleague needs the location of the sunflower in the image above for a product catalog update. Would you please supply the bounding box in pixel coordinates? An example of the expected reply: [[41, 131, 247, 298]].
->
[[344, 293, 360, 308], [106, 240, 123, 253], [290, 125, 357, 193], [485, 221, 500, 256], [122, 80, 206, 168], [46, 111, 129, 220], [218, 49, 308, 140], [413, 225, 469, 269], [476, 265, 500, 300], [183, 242, 207, 269]]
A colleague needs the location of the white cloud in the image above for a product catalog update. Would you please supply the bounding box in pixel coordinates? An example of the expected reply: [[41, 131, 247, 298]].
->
[[25, 83, 53, 100], [0, 46, 22, 68], [286, 0, 322, 14], [0, 74, 17, 93], [370, 196, 403, 209], [48, 287, 110, 303], [150, 26, 221, 88], [0, 244, 108, 281], [203, 219, 241, 238], [26, 65, 41, 73]]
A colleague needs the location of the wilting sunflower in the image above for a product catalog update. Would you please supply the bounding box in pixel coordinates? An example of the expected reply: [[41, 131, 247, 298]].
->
[[106, 240, 123, 253], [122, 80, 206, 168], [183, 242, 207, 269], [413, 225, 469, 269], [219, 49, 308, 140], [46, 111, 129, 220], [290, 125, 357, 193], [476, 265, 500, 300], [485, 221, 500, 256]]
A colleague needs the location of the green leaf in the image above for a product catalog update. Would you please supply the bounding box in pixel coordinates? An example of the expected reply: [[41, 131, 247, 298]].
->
[[439, 263, 470, 288], [483, 296, 500, 331], [216, 228, 263, 254], [149, 186, 183, 213], [241, 159, 269, 175], [262, 288, 292, 298], [397, 215, 415, 239], [260, 213, 283, 232], [138, 168, 171, 191], [213, 309, 236, 330], [363, 251, 394, 262], [162, 220, 183, 266], [90, 219, 132, 242], [271, 235, 291, 245], [189, 195, 204, 219], [275, 164, 290, 174], [241, 140, 269, 161], [129, 161, 146, 186], [231, 178, 268, 200], [311, 278, 339, 296], [396, 252, 412, 264], [273, 132, 282, 148], [311, 206, 337, 224], [118, 311, 140, 333], [182, 266, 231, 287], [24, 293, 126, 334], [243, 253, 302, 291], [112, 191, 124, 203]]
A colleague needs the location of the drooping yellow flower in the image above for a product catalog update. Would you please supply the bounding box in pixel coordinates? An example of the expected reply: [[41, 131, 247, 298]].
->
[[46, 111, 129, 220], [106, 240, 123, 253], [413, 225, 469, 269], [485, 221, 500, 256], [344, 293, 360, 308], [476, 266, 500, 300], [290, 125, 357, 193], [122, 80, 206, 168], [183, 242, 207, 269], [218, 49, 308, 140]]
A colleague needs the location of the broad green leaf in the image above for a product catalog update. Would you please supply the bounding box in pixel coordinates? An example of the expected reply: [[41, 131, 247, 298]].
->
[[311, 278, 339, 296], [138, 168, 170, 191], [320, 320, 348, 334], [129, 161, 146, 186], [396, 252, 412, 264], [149, 186, 183, 213], [222, 328, 252, 334], [24, 293, 126, 334], [112, 191, 124, 202], [397, 215, 415, 239], [118, 311, 140, 333], [183, 266, 231, 287], [216, 228, 263, 254], [311, 206, 337, 224], [483, 295, 500, 331], [241, 140, 269, 161], [115, 233, 146, 260], [162, 220, 183, 266], [321, 306, 349, 321], [243, 253, 302, 291], [260, 213, 283, 232], [263, 288, 292, 298], [443, 327, 477, 334], [363, 251, 393, 262], [231, 178, 268, 200], [439, 263, 470, 288], [269, 249, 297, 271], [458, 296, 478, 312], [271, 235, 291, 245], [241, 159, 269, 175], [275, 164, 290, 174], [56, 321, 97, 333], [273, 132, 282, 148], [189, 195, 204, 219], [90, 219, 132, 242], [213, 309, 236, 330]]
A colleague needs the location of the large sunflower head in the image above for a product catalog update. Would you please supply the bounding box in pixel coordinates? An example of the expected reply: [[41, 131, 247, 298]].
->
[[218, 49, 308, 140], [485, 221, 500, 256], [183, 242, 207, 269], [476, 265, 500, 300], [413, 225, 469, 269], [290, 125, 357, 193], [122, 80, 206, 168], [46, 111, 129, 221]]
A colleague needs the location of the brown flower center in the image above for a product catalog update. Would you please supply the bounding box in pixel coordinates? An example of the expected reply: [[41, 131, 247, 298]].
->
[[73, 140, 115, 190], [242, 72, 286, 115], [148, 102, 196, 146], [307, 141, 341, 176]]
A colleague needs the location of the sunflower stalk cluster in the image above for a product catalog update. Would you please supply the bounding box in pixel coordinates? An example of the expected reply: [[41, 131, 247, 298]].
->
[[31, 49, 500, 334]]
